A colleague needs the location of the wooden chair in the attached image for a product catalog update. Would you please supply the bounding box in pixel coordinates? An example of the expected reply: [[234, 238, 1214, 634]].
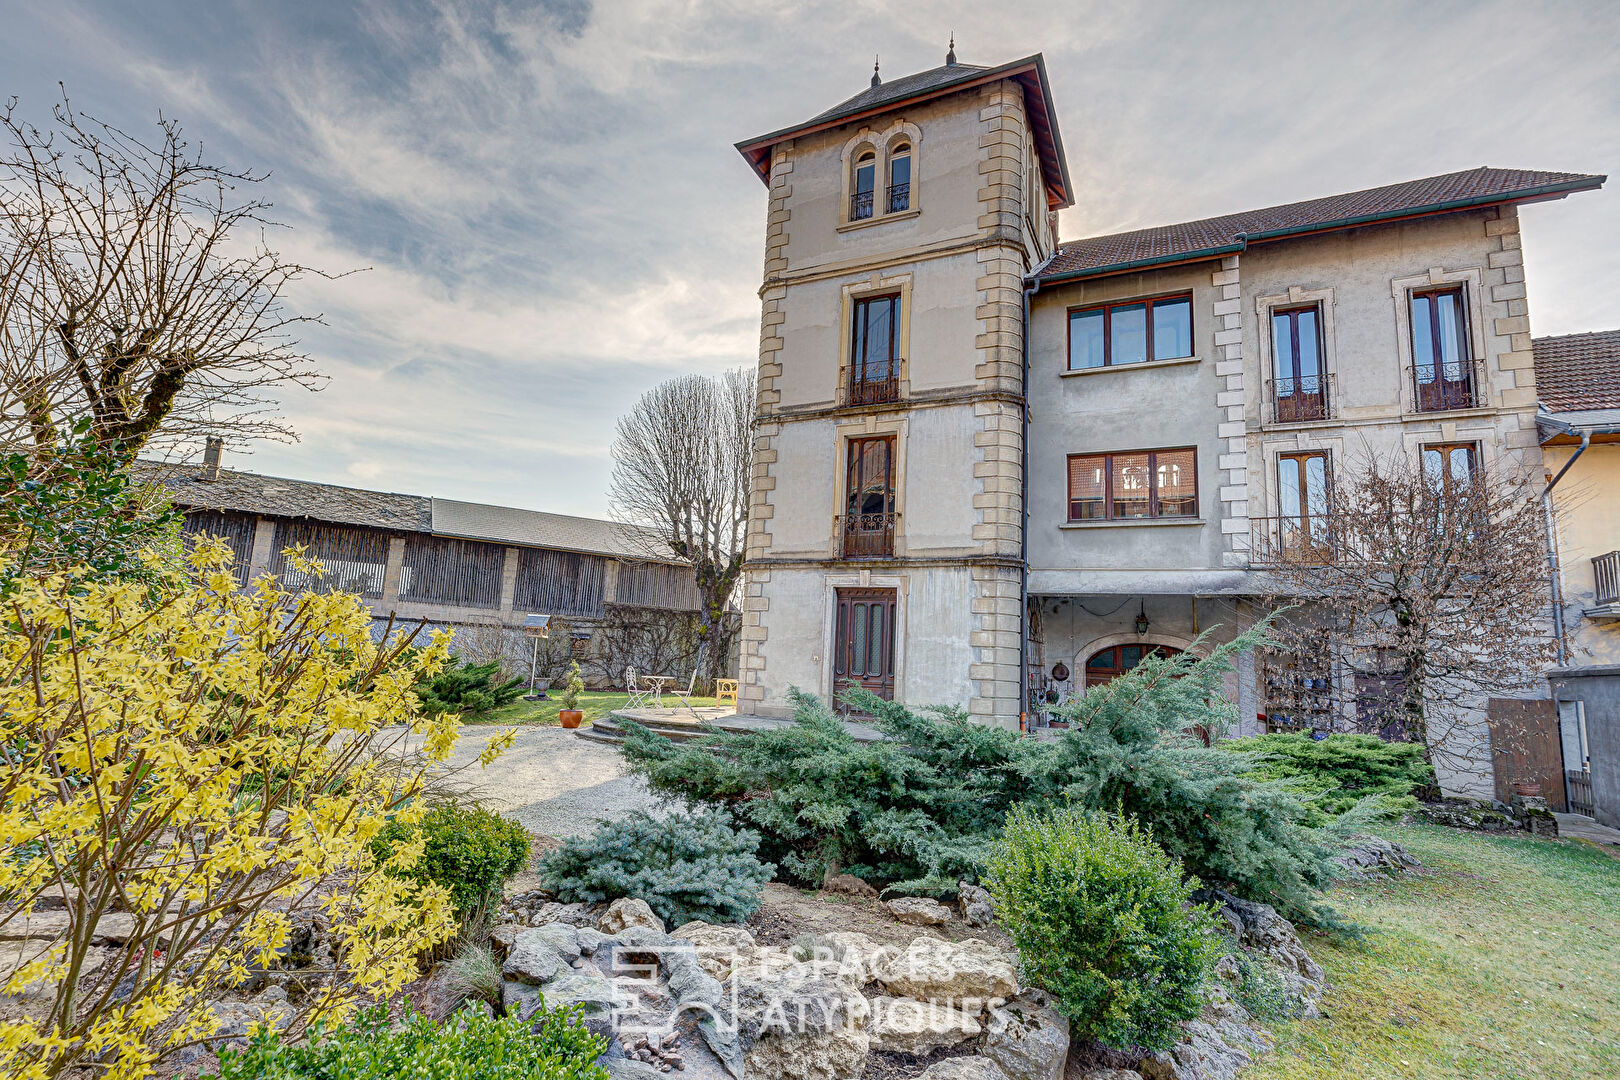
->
[[624, 668, 653, 710], [715, 678, 739, 708]]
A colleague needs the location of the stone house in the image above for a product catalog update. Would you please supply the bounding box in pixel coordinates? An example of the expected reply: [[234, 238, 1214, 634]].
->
[[150, 453, 713, 686], [1537, 330, 1620, 826], [732, 46, 1605, 798]]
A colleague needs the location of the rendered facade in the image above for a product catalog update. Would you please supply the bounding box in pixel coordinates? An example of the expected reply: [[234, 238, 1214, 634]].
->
[[734, 49, 1606, 798]]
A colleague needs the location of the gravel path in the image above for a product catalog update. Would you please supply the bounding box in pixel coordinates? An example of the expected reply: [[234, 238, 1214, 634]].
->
[[426, 725, 661, 839]]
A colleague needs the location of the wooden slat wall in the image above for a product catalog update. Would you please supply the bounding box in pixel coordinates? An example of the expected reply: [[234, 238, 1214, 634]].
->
[[400, 535, 504, 609], [269, 521, 390, 599], [513, 548, 605, 616], [181, 511, 257, 586], [614, 560, 701, 611]]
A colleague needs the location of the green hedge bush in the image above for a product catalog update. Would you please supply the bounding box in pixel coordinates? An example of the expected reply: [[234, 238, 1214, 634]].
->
[[537, 808, 774, 926], [371, 803, 531, 917], [1225, 732, 1433, 823], [415, 658, 526, 717], [621, 626, 1359, 926], [986, 805, 1220, 1051], [205, 1002, 607, 1080]]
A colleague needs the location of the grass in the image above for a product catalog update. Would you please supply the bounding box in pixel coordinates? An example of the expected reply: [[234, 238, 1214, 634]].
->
[[1246, 823, 1620, 1080], [468, 690, 720, 727]]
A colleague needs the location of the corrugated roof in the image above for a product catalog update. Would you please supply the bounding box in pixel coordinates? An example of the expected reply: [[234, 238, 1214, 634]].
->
[[148, 464, 680, 562], [429, 498, 674, 562], [148, 464, 431, 532], [1041, 167, 1605, 281], [1534, 330, 1620, 414]]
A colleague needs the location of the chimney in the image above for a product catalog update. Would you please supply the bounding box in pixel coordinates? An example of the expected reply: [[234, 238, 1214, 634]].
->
[[202, 436, 224, 481]]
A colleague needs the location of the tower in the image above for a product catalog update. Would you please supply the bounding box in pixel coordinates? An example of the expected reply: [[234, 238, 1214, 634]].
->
[[732, 50, 1071, 724]]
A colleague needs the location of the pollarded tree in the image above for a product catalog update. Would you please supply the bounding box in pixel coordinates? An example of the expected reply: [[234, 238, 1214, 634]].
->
[[0, 92, 326, 460], [609, 368, 754, 684], [1259, 447, 1554, 782]]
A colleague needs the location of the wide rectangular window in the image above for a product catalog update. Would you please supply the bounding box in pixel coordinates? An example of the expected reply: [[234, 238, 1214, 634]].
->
[[1411, 286, 1476, 411], [1067, 448, 1198, 521], [850, 293, 900, 405], [1067, 293, 1193, 370], [1271, 305, 1327, 421]]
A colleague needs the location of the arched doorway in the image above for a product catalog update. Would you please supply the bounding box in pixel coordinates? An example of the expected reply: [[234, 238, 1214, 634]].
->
[[1084, 643, 1184, 686]]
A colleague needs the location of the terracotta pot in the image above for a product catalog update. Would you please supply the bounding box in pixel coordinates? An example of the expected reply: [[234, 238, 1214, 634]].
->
[[558, 709, 583, 729], [1512, 780, 1541, 798]]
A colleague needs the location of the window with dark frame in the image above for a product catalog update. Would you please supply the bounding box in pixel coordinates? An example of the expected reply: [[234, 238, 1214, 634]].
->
[[843, 435, 896, 557], [887, 143, 911, 213], [1067, 448, 1198, 521], [851, 150, 876, 221], [1410, 285, 1476, 411], [1068, 293, 1193, 370], [1271, 304, 1327, 421], [849, 293, 901, 405], [1421, 442, 1477, 491]]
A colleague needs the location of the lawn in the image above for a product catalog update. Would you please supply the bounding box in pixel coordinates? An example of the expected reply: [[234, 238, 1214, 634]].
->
[[468, 690, 720, 727], [1247, 823, 1620, 1080]]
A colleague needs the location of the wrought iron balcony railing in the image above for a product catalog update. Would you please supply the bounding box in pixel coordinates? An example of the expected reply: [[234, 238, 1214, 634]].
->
[[1413, 357, 1484, 413], [839, 512, 897, 558], [1269, 372, 1334, 424], [1248, 515, 1341, 568], [850, 190, 874, 221], [887, 183, 910, 214], [848, 369, 900, 406]]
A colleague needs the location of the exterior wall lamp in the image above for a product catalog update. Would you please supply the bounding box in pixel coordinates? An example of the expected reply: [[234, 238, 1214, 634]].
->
[[1135, 602, 1150, 637]]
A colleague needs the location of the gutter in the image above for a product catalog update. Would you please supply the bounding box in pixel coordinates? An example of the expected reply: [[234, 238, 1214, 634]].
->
[[1019, 248, 1060, 731], [1037, 175, 1607, 287], [1538, 411, 1620, 664]]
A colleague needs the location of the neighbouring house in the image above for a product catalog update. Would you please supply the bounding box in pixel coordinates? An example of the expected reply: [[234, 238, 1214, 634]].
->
[[146, 448, 717, 687], [1538, 330, 1620, 827], [732, 45, 1605, 798]]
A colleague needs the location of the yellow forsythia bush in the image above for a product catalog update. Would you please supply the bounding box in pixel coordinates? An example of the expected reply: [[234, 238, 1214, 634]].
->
[[0, 540, 506, 1080]]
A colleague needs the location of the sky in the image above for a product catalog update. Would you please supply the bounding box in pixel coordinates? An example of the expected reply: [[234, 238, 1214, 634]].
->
[[3, 0, 1616, 518]]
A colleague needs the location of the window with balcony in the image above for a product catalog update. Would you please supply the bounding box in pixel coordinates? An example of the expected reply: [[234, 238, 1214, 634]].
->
[[1411, 286, 1477, 411], [1276, 450, 1332, 555], [1067, 448, 1197, 521], [849, 293, 901, 405], [843, 435, 896, 557], [1068, 293, 1193, 370], [887, 142, 911, 213], [1271, 305, 1328, 421], [851, 150, 876, 221]]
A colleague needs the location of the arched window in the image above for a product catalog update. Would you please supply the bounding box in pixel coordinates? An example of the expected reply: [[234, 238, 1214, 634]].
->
[[887, 142, 911, 213], [851, 150, 876, 220], [1084, 643, 1183, 686]]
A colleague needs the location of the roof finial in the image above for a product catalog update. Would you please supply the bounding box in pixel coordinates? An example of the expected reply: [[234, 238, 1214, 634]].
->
[[871, 55, 881, 88], [946, 33, 956, 66]]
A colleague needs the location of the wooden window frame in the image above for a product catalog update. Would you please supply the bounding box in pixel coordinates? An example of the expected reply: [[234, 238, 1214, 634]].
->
[[1409, 284, 1476, 411], [843, 434, 897, 557], [1420, 441, 1478, 491], [1270, 304, 1328, 421], [1066, 291, 1194, 370], [1066, 447, 1198, 522], [849, 292, 902, 405]]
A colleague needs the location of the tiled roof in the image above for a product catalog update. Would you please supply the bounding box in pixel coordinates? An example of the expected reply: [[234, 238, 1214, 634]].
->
[[803, 62, 990, 127], [146, 464, 679, 562], [1534, 330, 1620, 413], [430, 498, 674, 562], [1041, 167, 1605, 281]]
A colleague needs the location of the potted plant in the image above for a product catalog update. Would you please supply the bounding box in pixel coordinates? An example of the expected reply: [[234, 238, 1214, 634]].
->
[[557, 660, 585, 729]]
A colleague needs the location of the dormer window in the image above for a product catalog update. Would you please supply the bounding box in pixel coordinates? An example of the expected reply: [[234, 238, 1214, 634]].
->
[[887, 143, 911, 213], [852, 151, 876, 220]]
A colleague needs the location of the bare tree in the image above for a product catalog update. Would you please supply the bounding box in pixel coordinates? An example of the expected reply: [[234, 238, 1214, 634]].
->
[[610, 368, 754, 684], [0, 91, 326, 460], [1258, 447, 1554, 782]]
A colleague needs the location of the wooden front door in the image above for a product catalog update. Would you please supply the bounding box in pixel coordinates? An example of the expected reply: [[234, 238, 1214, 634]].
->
[[833, 588, 896, 703]]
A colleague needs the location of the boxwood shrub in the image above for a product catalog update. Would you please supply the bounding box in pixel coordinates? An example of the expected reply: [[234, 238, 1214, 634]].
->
[[370, 803, 531, 917]]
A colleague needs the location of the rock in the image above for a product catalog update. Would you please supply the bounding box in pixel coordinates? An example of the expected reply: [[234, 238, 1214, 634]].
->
[[1073, 1071, 1142, 1080], [489, 923, 521, 958], [744, 1028, 870, 1080], [982, 990, 1069, 1080], [868, 994, 981, 1054], [1510, 795, 1560, 838], [502, 980, 544, 1021], [1332, 834, 1421, 878], [958, 883, 996, 929], [917, 1059, 1011, 1080], [822, 872, 880, 899], [728, 963, 871, 1080], [0, 910, 141, 945], [527, 922, 584, 961], [1417, 798, 1519, 832], [542, 971, 622, 1017], [669, 921, 759, 982], [577, 927, 613, 955], [1197, 892, 1324, 996], [1139, 1019, 1254, 1080], [422, 962, 467, 1021], [872, 936, 1017, 1008], [885, 897, 952, 926], [504, 930, 570, 985], [532, 901, 594, 927], [612, 926, 745, 1078], [600, 898, 665, 935]]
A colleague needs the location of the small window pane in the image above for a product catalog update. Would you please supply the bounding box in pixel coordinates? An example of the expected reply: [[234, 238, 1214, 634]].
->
[[889, 152, 910, 188], [851, 605, 869, 676], [1296, 308, 1320, 377], [1271, 312, 1294, 380], [1111, 304, 1148, 365], [1411, 294, 1436, 376], [1434, 290, 1465, 366], [1279, 456, 1303, 520], [1304, 454, 1329, 518], [1155, 449, 1197, 516], [867, 604, 885, 675], [1068, 454, 1106, 520], [1119, 645, 1144, 670], [1088, 649, 1116, 671], [1151, 297, 1192, 360], [1069, 309, 1105, 370], [1112, 453, 1152, 517]]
